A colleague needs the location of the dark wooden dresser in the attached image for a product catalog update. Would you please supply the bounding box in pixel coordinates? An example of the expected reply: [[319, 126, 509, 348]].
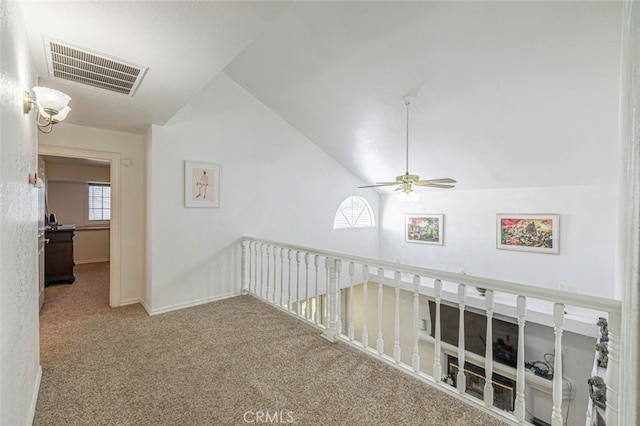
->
[[45, 225, 75, 285]]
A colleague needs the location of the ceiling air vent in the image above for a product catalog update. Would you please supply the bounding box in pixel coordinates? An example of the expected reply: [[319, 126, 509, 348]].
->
[[44, 38, 148, 96]]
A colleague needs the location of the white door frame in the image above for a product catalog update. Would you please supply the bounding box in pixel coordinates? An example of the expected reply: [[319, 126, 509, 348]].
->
[[38, 144, 122, 307]]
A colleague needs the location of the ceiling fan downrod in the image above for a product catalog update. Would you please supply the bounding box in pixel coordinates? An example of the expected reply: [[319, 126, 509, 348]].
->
[[403, 95, 414, 177]]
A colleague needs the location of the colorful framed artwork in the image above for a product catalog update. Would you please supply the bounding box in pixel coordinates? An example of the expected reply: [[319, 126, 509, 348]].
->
[[184, 160, 220, 208], [496, 214, 559, 254], [405, 214, 444, 245]]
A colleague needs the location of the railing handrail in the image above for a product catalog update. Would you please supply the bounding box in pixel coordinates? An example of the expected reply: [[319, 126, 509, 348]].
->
[[241, 236, 621, 314]]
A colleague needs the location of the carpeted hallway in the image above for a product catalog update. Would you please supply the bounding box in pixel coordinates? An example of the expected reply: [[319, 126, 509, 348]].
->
[[34, 262, 507, 425]]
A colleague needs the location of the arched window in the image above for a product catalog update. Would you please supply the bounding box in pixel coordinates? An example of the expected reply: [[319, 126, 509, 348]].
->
[[333, 196, 375, 230]]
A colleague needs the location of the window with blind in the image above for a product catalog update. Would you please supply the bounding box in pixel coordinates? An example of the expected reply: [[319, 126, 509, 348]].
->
[[333, 196, 374, 230], [88, 184, 111, 221]]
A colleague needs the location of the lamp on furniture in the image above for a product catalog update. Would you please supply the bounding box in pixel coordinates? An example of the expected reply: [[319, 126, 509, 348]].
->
[[23, 87, 71, 133]]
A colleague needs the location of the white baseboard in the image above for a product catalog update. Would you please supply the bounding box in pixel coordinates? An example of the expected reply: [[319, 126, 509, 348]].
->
[[119, 298, 140, 306], [146, 291, 242, 316], [140, 298, 152, 315], [74, 258, 109, 265], [28, 365, 42, 426]]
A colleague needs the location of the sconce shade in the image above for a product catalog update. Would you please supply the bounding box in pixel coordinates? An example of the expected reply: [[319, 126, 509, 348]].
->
[[32, 86, 71, 114], [23, 86, 72, 133], [51, 106, 71, 122]]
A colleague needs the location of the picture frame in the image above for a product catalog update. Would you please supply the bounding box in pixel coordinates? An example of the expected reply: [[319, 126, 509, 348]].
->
[[496, 214, 559, 254], [184, 160, 220, 208], [405, 214, 444, 245]]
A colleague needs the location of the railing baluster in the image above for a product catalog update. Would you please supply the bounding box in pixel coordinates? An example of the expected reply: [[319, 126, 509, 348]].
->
[[393, 271, 401, 363], [551, 302, 565, 426], [279, 248, 284, 307], [266, 245, 271, 302], [336, 266, 342, 334], [376, 267, 384, 355], [304, 253, 310, 319], [252, 242, 257, 294], [412, 275, 420, 372], [272, 246, 277, 304], [314, 255, 320, 324], [241, 240, 249, 294], [258, 243, 264, 298], [295, 251, 301, 315], [456, 284, 466, 394], [287, 249, 292, 311], [515, 295, 527, 422], [324, 256, 330, 325], [483, 289, 495, 408], [348, 262, 355, 340], [433, 279, 442, 381], [362, 265, 369, 348]]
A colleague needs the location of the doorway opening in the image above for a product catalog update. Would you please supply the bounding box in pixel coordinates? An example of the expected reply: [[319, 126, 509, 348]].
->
[[38, 145, 122, 307]]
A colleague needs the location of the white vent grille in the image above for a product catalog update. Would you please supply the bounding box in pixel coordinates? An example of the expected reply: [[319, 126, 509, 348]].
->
[[45, 38, 148, 96]]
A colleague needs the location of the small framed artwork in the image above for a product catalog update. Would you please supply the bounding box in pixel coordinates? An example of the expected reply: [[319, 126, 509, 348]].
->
[[496, 214, 559, 254], [184, 160, 220, 208], [405, 214, 444, 245]]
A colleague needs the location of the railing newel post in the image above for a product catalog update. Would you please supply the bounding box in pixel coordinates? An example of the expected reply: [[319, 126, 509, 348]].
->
[[321, 257, 340, 342], [241, 239, 250, 295]]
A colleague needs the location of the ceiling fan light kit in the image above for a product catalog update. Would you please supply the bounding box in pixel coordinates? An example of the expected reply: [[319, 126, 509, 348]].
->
[[359, 95, 456, 201]]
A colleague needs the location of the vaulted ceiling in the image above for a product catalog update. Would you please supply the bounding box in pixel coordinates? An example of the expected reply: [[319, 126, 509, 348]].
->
[[19, 1, 622, 191]]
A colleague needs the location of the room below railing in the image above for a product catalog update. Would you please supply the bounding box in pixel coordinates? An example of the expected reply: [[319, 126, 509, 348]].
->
[[239, 237, 621, 426]]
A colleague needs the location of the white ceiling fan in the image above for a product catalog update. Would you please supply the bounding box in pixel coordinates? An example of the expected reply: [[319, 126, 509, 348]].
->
[[359, 95, 456, 200]]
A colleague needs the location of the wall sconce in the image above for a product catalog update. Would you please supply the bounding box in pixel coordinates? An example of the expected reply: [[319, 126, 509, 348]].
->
[[23, 87, 71, 133]]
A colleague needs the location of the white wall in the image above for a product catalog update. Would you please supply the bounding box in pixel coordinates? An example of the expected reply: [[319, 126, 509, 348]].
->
[[0, 0, 41, 424], [45, 162, 110, 264], [380, 185, 617, 298], [39, 124, 145, 303], [146, 73, 380, 313]]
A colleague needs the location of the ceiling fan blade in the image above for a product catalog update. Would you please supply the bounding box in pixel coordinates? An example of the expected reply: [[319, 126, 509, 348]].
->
[[414, 182, 456, 189], [358, 182, 398, 188], [416, 178, 457, 184]]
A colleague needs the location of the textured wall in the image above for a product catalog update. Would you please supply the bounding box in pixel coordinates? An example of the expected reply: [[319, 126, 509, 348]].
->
[[39, 124, 145, 304], [0, 0, 42, 424]]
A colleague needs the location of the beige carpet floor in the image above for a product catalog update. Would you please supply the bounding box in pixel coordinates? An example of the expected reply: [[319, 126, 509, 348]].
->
[[35, 262, 507, 426]]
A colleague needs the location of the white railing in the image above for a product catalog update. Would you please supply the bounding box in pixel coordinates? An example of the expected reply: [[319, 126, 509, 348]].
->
[[239, 237, 621, 426]]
